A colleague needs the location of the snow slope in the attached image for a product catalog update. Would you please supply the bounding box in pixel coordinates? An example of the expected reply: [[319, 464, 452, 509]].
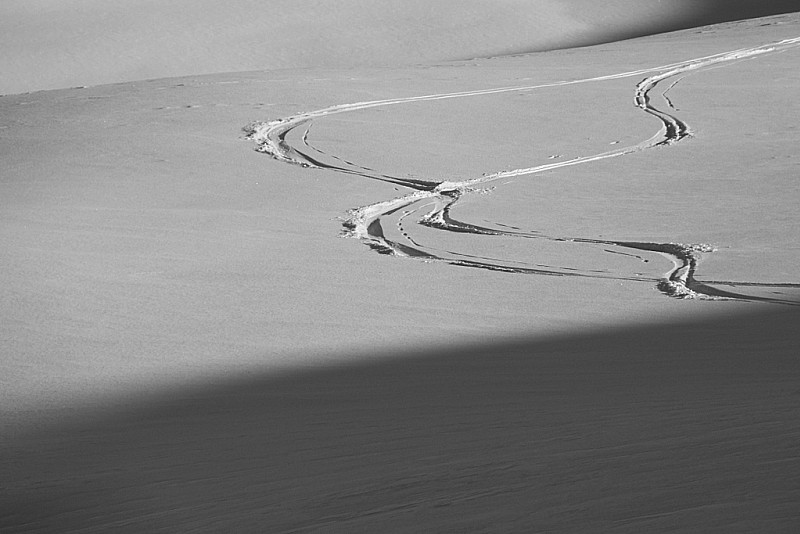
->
[[2, 4, 800, 532], [1, 0, 797, 95]]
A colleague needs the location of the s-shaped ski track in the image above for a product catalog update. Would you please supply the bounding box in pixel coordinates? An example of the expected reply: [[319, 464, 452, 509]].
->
[[248, 37, 800, 304]]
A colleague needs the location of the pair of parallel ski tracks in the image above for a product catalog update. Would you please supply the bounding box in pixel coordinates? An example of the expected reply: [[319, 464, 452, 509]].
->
[[248, 37, 800, 305]]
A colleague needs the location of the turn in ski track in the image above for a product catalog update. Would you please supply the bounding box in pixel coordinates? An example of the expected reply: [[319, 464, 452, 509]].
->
[[248, 38, 800, 305]]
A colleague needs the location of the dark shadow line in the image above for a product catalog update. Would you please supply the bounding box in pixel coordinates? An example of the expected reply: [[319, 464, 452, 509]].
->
[[3, 307, 800, 532]]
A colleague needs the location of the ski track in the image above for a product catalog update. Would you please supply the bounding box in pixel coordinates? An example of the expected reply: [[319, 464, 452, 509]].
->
[[248, 38, 800, 304]]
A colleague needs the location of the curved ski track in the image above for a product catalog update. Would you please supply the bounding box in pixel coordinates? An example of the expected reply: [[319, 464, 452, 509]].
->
[[248, 38, 800, 304]]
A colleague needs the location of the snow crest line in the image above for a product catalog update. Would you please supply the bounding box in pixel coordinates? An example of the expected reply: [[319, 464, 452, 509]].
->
[[248, 37, 800, 304]]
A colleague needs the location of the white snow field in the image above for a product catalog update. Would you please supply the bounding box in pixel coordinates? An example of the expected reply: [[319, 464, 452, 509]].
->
[[1, 2, 800, 532], [1, 0, 797, 95]]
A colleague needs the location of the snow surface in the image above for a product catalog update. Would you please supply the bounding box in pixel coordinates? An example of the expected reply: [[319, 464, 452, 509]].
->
[[1, 0, 798, 95], [2, 2, 800, 531]]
